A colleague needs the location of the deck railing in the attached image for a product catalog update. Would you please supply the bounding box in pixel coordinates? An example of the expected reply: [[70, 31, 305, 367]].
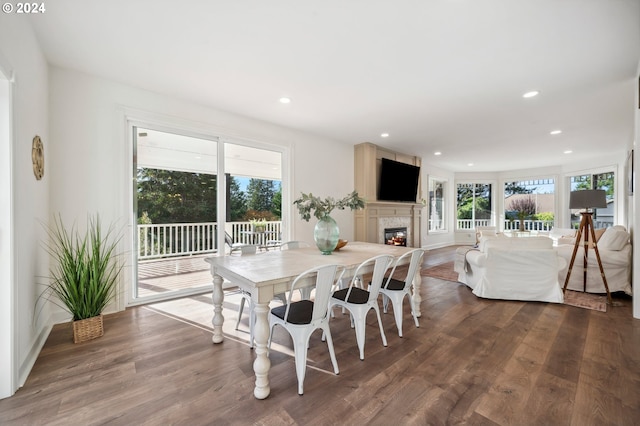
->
[[138, 221, 282, 260], [457, 218, 613, 232], [456, 219, 554, 231]]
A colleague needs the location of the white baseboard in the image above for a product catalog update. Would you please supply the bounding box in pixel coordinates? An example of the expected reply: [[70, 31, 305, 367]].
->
[[423, 242, 457, 250], [18, 310, 69, 389]]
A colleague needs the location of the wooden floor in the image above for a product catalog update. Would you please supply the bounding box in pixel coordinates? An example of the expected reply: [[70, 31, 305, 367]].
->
[[2, 246, 639, 425]]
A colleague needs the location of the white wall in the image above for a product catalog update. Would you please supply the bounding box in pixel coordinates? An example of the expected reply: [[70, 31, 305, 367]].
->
[[0, 14, 50, 398], [0, 56, 13, 400], [633, 61, 639, 320], [49, 66, 356, 311]]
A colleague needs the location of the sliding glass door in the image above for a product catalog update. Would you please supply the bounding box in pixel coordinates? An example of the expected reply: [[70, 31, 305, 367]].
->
[[134, 127, 219, 302], [131, 126, 283, 304]]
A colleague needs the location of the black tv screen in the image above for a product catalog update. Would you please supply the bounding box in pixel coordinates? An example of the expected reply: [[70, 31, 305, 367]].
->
[[378, 158, 420, 202]]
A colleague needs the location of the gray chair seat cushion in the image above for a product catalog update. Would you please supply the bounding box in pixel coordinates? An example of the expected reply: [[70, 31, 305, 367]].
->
[[270, 300, 314, 325], [332, 287, 369, 304]]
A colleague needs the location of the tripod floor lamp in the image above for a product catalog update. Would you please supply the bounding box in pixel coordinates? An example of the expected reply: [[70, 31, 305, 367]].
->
[[562, 189, 612, 304]]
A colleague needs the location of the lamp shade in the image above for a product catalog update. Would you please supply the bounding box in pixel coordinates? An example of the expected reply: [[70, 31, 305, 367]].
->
[[569, 189, 607, 209]]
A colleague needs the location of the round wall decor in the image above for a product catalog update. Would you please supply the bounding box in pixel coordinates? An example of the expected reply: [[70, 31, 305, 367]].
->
[[32, 135, 44, 180]]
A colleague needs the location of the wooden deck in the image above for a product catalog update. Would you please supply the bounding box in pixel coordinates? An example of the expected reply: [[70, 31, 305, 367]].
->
[[137, 255, 214, 298]]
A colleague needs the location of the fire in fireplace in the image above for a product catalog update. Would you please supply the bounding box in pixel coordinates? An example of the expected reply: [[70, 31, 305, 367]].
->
[[384, 227, 407, 246]]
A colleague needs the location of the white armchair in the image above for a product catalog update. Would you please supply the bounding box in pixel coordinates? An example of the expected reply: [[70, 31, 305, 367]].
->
[[457, 236, 566, 303]]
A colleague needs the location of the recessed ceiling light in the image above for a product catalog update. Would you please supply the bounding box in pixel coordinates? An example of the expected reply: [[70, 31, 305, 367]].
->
[[564, 150, 573, 154], [434, 151, 442, 156], [380, 133, 389, 138], [550, 130, 562, 135], [279, 97, 291, 104], [523, 91, 539, 98], [467, 163, 474, 167]]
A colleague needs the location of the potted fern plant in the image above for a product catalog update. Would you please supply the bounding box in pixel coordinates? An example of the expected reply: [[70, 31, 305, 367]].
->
[[43, 214, 122, 343]]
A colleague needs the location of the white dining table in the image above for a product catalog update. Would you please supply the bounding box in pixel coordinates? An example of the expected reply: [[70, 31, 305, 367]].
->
[[204, 241, 422, 399]]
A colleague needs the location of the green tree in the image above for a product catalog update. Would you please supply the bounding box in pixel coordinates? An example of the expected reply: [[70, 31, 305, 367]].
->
[[504, 181, 534, 196], [271, 186, 282, 219], [573, 172, 614, 199], [457, 183, 491, 220], [594, 172, 614, 199], [246, 179, 276, 214], [228, 176, 247, 221], [534, 212, 554, 222], [137, 168, 217, 223]]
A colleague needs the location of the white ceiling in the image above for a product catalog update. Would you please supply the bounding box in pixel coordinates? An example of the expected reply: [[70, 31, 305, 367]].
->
[[136, 128, 282, 180], [28, 0, 640, 172]]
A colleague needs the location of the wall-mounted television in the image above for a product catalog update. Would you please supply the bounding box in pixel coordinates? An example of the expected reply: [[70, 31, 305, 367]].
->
[[378, 158, 421, 202]]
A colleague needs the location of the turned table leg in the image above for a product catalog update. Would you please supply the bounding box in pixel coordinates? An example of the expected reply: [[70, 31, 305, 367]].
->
[[252, 302, 271, 399], [211, 273, 225, 344]]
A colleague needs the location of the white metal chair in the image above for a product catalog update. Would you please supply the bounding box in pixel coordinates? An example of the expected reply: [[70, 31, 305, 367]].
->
[[280, 241, 311, 250], [379, 248, 424, 337], [235, 245, 286, 348], [328, 254, 394, 360], [280, 240, 313, 298], [265, 232, 283, 250], [234, 245, 260, 347], [268, 264, 342, 395]]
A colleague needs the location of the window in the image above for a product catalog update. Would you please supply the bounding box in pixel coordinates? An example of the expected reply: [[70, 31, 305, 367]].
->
[[569, 171, 614, 228], [503, 179, 555, 231], [428, 178, 446, 232], [456, 183, 492, 230]]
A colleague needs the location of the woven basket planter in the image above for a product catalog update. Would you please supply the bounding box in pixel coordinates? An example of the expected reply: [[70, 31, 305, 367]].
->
[[73, 314, 104, 343]]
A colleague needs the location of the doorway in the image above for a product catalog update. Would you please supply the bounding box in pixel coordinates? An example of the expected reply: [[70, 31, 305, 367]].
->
[[0, 64, 15, 397], [131, 126, 283, 305]]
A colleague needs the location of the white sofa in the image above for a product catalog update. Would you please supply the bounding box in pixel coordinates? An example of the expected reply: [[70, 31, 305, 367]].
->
[[556, 225, 632, 295], [548, 227, 578, 246], [455, 236, 566, 303]]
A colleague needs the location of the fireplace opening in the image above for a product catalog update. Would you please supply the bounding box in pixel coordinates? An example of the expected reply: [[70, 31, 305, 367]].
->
[[384, 227, 407, 246]]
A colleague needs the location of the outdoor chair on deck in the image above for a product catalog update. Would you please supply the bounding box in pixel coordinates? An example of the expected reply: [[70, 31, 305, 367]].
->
[[225, 231, 248, 254], [280, 241, 311, 250], [264, 232, 282, 250]]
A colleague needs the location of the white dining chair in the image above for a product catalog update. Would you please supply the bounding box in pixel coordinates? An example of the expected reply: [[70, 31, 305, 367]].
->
[[234, 245, 286, 348], [328, 254, 394, 360], [234, 245, 259, 347], [268, 264, 342, 395], [280, 241, 311, 250], [379, 248, 424, 337]]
